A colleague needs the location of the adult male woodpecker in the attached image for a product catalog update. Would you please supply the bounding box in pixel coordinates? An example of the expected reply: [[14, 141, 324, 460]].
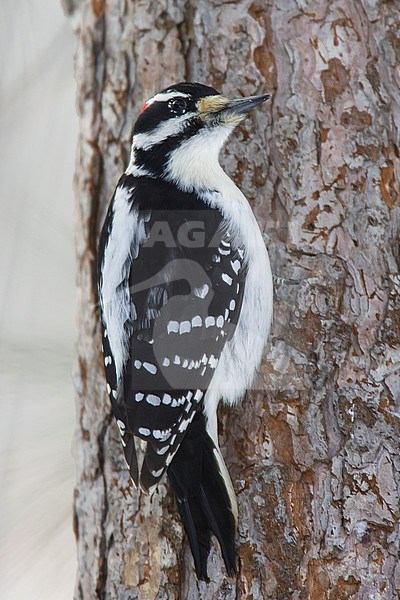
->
[[98, 82, 273, 580]]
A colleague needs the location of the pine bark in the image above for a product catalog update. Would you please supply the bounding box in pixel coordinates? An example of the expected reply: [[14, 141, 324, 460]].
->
[[64, 0, 400, 598]]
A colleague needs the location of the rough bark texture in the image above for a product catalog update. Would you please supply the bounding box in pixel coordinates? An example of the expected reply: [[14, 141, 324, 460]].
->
[[64, 0, 400, 598]]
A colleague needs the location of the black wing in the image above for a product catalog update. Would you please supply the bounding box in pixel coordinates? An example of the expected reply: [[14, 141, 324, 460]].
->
[[99, 174, 246, 491]]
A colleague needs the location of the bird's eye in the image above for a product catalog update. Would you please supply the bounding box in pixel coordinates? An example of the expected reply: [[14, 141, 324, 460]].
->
[[168, 98, 187, 114]]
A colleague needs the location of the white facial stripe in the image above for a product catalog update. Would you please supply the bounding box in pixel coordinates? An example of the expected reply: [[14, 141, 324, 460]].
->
[[146, 91, 190, 107], [133, 112, 193, 150]]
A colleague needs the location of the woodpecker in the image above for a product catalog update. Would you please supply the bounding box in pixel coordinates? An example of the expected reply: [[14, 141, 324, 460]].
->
[[98, 82, 273, 581]]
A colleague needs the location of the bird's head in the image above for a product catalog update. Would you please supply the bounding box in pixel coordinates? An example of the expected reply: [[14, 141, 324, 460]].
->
[[127, 82, 270, 191]]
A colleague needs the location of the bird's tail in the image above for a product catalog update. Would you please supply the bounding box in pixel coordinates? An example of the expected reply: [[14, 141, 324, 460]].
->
[[167, 411, 237, 581]]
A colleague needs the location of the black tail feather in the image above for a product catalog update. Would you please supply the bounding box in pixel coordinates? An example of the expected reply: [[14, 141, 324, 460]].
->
[[175, 496, 211, 581], [167, 412, 236, 580]]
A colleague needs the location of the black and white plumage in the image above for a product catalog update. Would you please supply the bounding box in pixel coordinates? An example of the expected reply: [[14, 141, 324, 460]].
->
[[98, 82, 273, 580]]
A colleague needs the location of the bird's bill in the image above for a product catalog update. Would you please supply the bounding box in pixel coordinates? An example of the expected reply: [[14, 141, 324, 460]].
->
[[197, 93, 271, 119], [224, 94, 271, 114]]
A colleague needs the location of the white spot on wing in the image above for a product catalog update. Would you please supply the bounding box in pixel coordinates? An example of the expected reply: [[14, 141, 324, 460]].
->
[[179, 320, 191, 334], [139, 427, 151, 436], [192, 315, 202, 327], [209, 355, 218, 369], [162, 394, 172, 404], [231, 259, 240, 274], [151, 467, 164, 477], [165, 453, 174, 467], [167, 320, 179, 334], [194, 284, 209, 299], [178, 419, 190, 432], [153, 429, 172, 441], [143, 362, 157, 374], [222, 273, 233, 285], [194, 390, 203, 402], [146, 394, 161, 406]]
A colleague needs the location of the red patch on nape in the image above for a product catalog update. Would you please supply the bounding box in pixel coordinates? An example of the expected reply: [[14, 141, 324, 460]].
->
[[140, 101, 150, 114]]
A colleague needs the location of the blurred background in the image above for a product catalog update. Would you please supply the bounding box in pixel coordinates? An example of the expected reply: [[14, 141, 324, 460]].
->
[[0, 1, 77, 598]]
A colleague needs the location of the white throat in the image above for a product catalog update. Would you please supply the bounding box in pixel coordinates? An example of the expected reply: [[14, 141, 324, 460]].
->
[[164, 125, 235, 192]]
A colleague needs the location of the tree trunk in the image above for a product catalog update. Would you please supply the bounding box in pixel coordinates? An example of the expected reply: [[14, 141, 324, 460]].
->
[[64, 0, 400, 597]]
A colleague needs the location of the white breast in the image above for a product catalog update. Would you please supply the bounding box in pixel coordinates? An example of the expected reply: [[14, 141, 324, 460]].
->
[[201, 173, 273, 443]]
